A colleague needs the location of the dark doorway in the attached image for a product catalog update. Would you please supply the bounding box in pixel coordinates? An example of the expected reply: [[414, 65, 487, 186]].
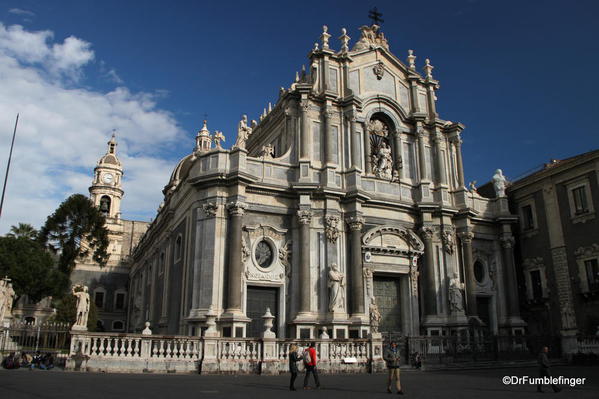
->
[[476, 296, 492, 333], [374, 276, 402, 333], [246, 286, 278, 337]]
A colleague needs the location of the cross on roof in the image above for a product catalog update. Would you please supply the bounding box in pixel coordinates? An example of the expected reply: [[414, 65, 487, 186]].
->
[[368, 7, 384, 25]]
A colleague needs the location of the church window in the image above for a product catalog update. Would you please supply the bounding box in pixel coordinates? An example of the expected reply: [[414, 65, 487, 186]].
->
[[99, 195, 111, 217], [530, 270, 543, 300], [115, 292, 126, 310], [522, 205, 534, 230], [473, 261, 485, 283], [175, 235, 183, 261], [572, 186, 588, 214], [585, 259, 599, 291], [94, 291, 105, 308], [255, 240, 274, 269]]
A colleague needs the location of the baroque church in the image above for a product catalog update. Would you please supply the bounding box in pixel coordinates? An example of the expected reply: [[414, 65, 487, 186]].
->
[[127, 24, 526, 339], [70, 135, 149, 332]]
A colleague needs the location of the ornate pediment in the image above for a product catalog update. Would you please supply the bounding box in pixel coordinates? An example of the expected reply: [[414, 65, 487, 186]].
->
[[362, 225, 424, 255]]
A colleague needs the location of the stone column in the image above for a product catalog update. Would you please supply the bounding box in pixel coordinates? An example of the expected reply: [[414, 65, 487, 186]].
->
[[420, 226, 437, 316], [348, 114, 362, 171], [453, 137, 465, 188], [300, 100, 310, 160], [324, 107, 334, 165], [500, 236, 521, 318], [225, 201, 247, 313], [458, 231, 477, 316], [347, 216, 365, 315], [434, 133, 447, 185], [416, 125, 427, 181], [297, 210, 312, 315], [393, 131, 403, 180]]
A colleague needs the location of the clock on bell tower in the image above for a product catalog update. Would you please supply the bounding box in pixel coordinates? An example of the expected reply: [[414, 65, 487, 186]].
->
[[89, 133, 124, 219]]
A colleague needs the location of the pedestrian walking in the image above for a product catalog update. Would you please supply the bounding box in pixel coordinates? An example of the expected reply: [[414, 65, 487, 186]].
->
[[303, 342, 320, 390], [384, 342, 403, 394], [537, 346, 561, 393], [288, 344, 303, 391]]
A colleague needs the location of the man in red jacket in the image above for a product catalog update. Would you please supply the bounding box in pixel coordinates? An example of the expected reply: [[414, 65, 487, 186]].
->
[[303, 342, 320, 389]]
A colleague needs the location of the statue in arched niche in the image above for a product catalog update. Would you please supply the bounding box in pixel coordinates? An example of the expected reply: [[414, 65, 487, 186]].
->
[[368, 117, 396, 180], [99, 196, 111, 216]]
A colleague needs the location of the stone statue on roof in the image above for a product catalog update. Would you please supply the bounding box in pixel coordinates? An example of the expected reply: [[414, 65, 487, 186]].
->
[[352, 25, 389, 51], [234, 115, 252, 150]]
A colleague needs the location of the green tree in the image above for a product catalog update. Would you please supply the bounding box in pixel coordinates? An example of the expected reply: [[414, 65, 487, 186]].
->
[[0, 236, 68, 303], [6, 223, 38, 240], [38, 194, 109, 275]]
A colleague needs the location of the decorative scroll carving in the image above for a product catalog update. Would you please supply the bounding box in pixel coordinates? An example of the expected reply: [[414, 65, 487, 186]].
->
[[324, 215, 340, 242], [297, 210, 312, 225], [362, 225, 425, 255], [500, 236, 515, 249], [363, 267, 373, 299], [409, 258, 419, 296], [346, 216, 365, 231], [227, 201, 247, 216], [201, 202, 219, 217], [419, 226, 434, 241], [369, 298, 382, 333], [373, 62, 385, 80], [260, 144, 274, 159], [458, 231, 474, 244]]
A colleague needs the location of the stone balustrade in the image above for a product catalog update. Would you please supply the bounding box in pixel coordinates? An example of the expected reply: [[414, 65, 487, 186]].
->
[[66, 332, 384, 374], [577, 336, 599, 354]]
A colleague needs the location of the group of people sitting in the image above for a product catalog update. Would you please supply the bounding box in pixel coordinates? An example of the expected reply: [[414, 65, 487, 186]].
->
[[1, 351, 55, 370]]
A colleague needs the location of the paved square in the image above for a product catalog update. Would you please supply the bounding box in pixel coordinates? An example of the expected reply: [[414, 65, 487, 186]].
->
[[0, 366, 596, 399]]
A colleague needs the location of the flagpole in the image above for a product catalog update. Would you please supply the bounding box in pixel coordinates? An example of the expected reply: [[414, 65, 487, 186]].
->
[[0, 113, 19, 221]]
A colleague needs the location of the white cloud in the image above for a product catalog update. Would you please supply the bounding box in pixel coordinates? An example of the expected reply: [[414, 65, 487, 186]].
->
[[0, 23, 185, 234], [8, 8, 35, 17]]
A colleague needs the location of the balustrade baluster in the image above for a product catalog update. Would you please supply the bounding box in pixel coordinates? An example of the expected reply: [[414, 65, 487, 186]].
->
[[98, 338, 105, 356]]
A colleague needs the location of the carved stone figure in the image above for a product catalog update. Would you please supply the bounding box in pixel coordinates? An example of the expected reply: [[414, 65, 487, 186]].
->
[[213, 130, 225, 149], [492, 169, 507, 197], [369, 298, 382, 333], [448, 273, 465, 313], [560, 301, 576, 330], [441, 230, 455, 255], [0, 278, 15, 323], [328, 263, 345, 312], [352, 25, 389, 51], [324, 215, 340, 243], [72, 285, 90, 329], [372, 143, 393, 180], [363, 268, 373, 299], [260, 143, 274, 159], [234, 115, 252, 150]]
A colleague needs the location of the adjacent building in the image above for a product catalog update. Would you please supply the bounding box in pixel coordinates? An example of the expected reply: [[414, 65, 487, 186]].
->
[[509, 149, 599, 339], [127, 24, 526, 340], [70, 135, 149, 331]]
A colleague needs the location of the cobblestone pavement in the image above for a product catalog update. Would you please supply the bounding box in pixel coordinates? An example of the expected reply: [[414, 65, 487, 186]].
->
[[0, 366, 596, 399]]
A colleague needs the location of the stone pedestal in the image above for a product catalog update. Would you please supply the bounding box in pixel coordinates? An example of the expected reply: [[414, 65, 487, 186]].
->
[[369, 332, 385, 373], [201, 337, 220, 374]]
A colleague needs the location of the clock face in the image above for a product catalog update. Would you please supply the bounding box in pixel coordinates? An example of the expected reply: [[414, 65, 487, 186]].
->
[[102, 173, 114, 184]]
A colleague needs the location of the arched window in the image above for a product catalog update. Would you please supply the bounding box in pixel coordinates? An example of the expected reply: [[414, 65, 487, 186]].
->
[[474, 261, 486, 284], [175, 235, 183, 261], [99, 195, 111, 216]]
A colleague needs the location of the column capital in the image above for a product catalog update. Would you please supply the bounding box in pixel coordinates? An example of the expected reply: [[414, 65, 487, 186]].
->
[[419, 226, 435, 240], [500, 236, 515, 249], [226, 201, 247, 216], [300, 100, 310, 112], [458, 231, 474, 244], [201, 202, 219, 217], [297, 210, 312, 225], [345, 216, 365, 231]]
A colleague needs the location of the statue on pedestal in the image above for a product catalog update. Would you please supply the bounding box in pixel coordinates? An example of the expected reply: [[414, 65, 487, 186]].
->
[[369, 298, 382, 333], [72, 285, 90, 329], [448, 273, 465, 313], [328, 263, 345, 312], [0, 278, 16, 323], [492, 169, 507, 198], [234, 115, 252, 150]]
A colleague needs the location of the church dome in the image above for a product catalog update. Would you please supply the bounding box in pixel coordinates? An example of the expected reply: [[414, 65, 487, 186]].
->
[[164, 153, 194, 194]]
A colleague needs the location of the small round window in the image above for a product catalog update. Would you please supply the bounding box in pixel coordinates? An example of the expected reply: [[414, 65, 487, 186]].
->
[[474, 261, 486, 283], [255, 240, 274, 268]]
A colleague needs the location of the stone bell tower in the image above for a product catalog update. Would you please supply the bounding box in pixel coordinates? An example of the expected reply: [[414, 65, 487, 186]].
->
[[89, 133, 124, 220]]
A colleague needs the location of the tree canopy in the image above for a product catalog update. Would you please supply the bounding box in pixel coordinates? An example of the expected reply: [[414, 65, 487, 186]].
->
[[0, 236, 68, 303], [38, 194, 109, 275], [6, 223, 38, 240]]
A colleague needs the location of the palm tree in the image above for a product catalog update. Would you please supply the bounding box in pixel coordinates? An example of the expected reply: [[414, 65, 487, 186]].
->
[[6, 223, 38, 240]]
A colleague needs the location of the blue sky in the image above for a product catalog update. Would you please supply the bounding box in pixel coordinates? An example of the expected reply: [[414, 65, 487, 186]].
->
[[0, 0, 598, 232]]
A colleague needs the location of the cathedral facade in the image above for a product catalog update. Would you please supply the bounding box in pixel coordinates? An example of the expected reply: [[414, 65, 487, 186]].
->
[[70, 135, 149, 332], [127, 24, 525, 339]]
